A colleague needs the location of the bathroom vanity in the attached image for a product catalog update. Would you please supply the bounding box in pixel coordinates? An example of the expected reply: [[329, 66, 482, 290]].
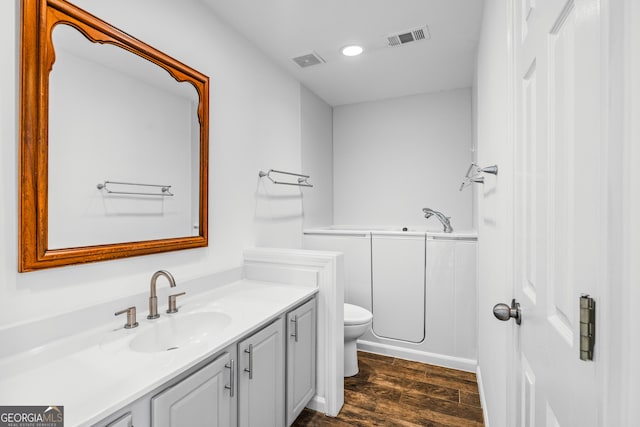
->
[[100, 295, 316, 427], [0, 280, 318, 427]]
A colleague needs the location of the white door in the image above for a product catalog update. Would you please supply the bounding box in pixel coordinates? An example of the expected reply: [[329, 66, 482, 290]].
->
[[510, 0, 602, 425], [371, 233, 425, 342]]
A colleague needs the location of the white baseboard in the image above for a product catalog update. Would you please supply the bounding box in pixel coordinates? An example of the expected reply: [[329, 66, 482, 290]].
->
[[357, 340, 477, 373], [306, 395, 327, 415], [476, 365, 490, 427]]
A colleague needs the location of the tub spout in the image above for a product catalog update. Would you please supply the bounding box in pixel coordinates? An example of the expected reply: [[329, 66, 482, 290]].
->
[[422, 208, 453, 233]]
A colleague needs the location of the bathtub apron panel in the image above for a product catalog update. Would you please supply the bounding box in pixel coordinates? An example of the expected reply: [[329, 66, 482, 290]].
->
[[302, 232, 371, 311]]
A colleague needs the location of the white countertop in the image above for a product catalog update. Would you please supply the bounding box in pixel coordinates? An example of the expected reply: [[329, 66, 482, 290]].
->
[[0, 280, 317, 427]]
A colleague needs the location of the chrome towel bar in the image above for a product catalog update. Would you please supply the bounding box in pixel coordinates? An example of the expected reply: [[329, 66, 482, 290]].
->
[[259, 169, 313, 187], [97, 180, 174, 196]]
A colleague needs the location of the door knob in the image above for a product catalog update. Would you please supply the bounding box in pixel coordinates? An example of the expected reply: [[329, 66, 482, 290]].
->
[[493, 299, 521, 325]]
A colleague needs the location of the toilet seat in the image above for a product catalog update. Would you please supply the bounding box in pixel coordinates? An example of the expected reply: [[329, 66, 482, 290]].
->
[[344, 303, 373, 326]]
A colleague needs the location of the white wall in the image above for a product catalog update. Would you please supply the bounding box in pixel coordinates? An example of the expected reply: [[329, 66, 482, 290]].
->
[[0, 0, 318, 328], [474, 0, 511, 426], [301, 86, 333, 228], [333, 89, 473, 229]]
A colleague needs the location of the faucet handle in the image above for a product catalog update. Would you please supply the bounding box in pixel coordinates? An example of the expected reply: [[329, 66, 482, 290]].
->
[[167, 292, 186, 314], [115, 306, 139, 329]]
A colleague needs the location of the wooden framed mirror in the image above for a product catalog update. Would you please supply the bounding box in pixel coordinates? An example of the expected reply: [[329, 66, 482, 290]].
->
[[19, 0, 209, 271]]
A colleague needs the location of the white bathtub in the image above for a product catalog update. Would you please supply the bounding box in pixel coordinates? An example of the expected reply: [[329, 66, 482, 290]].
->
[[308, 225, 477, 238], [303, 226, 477, 372]]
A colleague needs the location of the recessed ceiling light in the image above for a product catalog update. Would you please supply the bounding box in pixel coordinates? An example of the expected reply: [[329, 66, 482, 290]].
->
[[341, 45, 364, 57]]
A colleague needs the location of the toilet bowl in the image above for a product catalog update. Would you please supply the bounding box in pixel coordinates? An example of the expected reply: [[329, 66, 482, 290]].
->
[[344, 303, 373, 377]]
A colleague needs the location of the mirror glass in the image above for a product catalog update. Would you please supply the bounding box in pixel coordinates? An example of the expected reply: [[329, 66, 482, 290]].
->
[[48, 24, 200, 249]]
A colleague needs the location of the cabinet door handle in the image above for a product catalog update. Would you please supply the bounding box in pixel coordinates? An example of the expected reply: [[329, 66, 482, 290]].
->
[[224, 358, 235, 397], [244, 344, 253, 379], [290, 315, 299, 342]]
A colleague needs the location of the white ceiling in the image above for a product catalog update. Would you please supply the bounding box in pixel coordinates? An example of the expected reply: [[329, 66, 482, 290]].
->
[[201, 0, 485, 106]]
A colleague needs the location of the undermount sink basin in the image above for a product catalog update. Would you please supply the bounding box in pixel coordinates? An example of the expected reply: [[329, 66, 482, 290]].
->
[[129, 312, 231, 353]]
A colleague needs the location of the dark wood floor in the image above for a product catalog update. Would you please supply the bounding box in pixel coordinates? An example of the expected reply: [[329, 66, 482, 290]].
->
[[293, 351, 484, 427]]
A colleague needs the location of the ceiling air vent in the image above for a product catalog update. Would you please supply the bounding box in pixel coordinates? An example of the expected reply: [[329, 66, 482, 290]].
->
[[292, 52, 325, 68], [386, 25, 430, 47]]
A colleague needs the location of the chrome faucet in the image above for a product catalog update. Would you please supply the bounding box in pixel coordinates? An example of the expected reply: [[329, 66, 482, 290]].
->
[[147, 270, 176, 319], [422, 208, 453, 233]]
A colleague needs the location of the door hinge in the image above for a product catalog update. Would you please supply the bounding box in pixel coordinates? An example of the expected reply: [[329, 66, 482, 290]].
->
[[579, 295, 596, 361]]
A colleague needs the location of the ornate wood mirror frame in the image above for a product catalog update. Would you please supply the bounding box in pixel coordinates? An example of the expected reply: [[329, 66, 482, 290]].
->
[[19, 0, 209, 272]]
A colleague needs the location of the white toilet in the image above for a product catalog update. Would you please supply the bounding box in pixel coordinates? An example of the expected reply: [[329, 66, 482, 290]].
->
[[343, 303, 373, 377]]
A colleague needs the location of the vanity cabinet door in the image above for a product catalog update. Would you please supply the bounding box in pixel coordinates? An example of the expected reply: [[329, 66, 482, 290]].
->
[[151, 352, 233, 427], [238, 319, 285, 427], [286, 298, 316, 426], [104, 412, 132, 427]]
